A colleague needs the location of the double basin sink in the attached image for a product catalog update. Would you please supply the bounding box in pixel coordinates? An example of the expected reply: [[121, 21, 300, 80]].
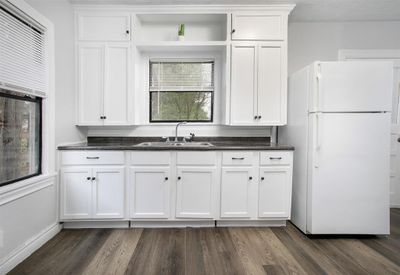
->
[[135, 141, 214, 147]]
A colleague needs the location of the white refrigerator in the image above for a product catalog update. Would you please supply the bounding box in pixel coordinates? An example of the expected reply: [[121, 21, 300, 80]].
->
[[280, 61, 393, 234]]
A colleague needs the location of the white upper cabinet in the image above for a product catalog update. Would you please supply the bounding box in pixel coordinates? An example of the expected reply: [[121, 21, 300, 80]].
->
[[229, 9, 290, 126], [77, 43, 132, 126], [78, 13, 131, 41], [257, 43, 287, 125], [230, 42, 286, 126], [78, 44, 104, 126], [231, 13, 285, 41], [230, 44, 257, 125], [103, 44, 131, 125]]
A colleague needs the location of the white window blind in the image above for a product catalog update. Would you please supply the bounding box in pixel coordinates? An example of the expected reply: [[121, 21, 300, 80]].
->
[[0, 6, 46, 96], [149, 61, 214, 92]]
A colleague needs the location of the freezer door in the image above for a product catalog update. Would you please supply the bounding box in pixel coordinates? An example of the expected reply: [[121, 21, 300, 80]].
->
[[307, 112, 390, 234], [311, 62, 393, 112]]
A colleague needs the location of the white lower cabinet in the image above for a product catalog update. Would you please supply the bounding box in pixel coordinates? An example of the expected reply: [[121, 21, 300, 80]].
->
[[176, 167, 216, 219], [60, 167, 92, 219], [258, 166, 291, 218], [60, 166, 125, 220], [129, 167, 170, 218], [220, 167, 253, 218], [92, 167, 125, 218], [60, 150, 293, 224]]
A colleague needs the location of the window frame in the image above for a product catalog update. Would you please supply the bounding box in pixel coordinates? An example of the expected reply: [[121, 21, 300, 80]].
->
[[0, 90, 42, 187], [148, 59, 215, 123]]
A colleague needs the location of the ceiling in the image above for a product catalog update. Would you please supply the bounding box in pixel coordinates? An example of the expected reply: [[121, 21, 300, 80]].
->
[[67, 0, 400, 22]]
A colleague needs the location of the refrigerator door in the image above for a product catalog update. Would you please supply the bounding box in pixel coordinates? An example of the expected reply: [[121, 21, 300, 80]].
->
[[307, 112, 390, 234], [310, 62, 393, 112]]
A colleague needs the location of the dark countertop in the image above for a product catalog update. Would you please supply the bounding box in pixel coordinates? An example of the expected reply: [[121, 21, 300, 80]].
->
[[57, 137, 294, 151]]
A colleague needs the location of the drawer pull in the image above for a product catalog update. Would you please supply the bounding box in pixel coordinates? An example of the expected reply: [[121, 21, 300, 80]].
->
[[261, 177, 265, 181], [232, 157, 245, 160], [91, 177, 96, 181], [165, 177, 169, 181], [249, 176, 252, 180], [269, 157, 282, 160], [86, 157, 100, 159], [178, 176, 181, 180], [86, 177, 91, 180]]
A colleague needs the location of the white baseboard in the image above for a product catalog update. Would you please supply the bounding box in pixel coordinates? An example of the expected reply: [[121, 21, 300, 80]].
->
[[217, 220, 286, 227], [0, 223, 61, 275], [130, 220, 215, 228], [63, 221, 129, 229]]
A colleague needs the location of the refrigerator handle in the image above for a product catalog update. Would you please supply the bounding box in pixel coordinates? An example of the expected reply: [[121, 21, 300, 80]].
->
[[314, 113, 322, 168], [316, 113, 322, 150], [316, 64, 322, 111]]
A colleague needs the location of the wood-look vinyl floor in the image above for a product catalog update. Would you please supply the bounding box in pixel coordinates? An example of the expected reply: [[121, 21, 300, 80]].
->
[[10, 209, 400, 275]]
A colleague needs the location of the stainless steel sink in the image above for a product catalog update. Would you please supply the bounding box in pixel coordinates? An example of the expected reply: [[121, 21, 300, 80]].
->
[[135, 142, 214, 147]]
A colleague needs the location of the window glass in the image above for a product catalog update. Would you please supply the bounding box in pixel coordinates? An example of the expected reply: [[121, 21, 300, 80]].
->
[[149, 60, 214, 122], [0, 90, 41, 186]]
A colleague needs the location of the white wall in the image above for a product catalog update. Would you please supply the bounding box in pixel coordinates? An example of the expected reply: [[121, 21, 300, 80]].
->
[[26, 0, 86, 145], [288, 21, 400, 74]]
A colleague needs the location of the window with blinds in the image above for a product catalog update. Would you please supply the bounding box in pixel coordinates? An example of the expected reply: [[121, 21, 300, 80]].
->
[[0, 6, 46, 96], [0, 4, 44, 186], [149, 60, 214, 122]]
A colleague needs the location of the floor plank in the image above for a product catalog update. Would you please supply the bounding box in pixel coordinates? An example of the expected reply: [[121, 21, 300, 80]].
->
[[9, 209, 400, 275]]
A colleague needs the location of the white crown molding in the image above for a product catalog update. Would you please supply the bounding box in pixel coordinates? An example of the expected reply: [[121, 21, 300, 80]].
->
[[72, 4, 296, 13]]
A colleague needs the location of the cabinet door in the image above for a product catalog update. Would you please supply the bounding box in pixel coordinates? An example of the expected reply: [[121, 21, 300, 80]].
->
[[92, 167, 125, 219], [129, 167, 170, 218], [60, 167, 92, 220], [230, 44, 257, 125], [220, 167, 254, 218], [78, 13, 131, 41], [257, 43, 286, 125], [176, 167, 216, 218], [259, 167, 291, 218], [78, 44, 104, 125], [103, 44, 131, 125], [231, 13, 284, 41]]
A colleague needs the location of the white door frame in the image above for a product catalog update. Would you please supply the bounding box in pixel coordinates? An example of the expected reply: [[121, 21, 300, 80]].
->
[[339, 49, 400, 208]]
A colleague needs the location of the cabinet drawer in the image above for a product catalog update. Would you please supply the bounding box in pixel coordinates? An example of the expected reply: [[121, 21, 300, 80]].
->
[[130, 151, 170, 166], [222, 151, 254, 166], [177, 152, 216, 166], [61, 151, 125, 165], [259, 151, 292, 166], [231, 13, 284, 41]]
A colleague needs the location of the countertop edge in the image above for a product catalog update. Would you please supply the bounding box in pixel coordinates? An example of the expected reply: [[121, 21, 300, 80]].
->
[[57, 145, 295, 151]]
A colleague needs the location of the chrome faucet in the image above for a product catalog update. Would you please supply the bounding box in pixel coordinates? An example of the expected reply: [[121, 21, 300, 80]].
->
[[175, 121, 187, 142]]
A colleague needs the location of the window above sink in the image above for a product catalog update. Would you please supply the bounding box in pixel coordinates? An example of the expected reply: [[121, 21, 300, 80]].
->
[[149, 60, 215, 123]]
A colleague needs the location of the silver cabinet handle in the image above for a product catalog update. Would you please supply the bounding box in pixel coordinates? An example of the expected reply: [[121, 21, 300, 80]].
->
[[232, 157, 245, 160], [269, 157, 282, 160], [86, 157, 99, 159]]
